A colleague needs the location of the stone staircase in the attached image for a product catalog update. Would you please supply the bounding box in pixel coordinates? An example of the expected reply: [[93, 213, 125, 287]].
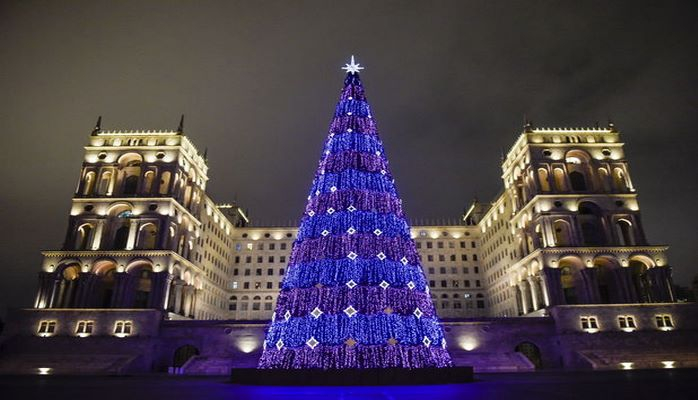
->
[[180, 355, 235, 375], [577, 349, 698, 370], [451, 352, 535, 372]]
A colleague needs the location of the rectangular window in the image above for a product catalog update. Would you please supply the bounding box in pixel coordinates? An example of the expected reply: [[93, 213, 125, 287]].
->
[[429, 280, 435, 288], [580, 316, 599, 332], [279, 268, 285, 275], [255, 282, 261, 289], [257, 243, 264, 250], [243, 282, 250, 289], [438, 255, 445, 262], [114, 320, 133, 337], [450, 267, 457, 274], [266, 282, 273, 289], [452, 280, 460, 288], [461, 254, 468, 261], [464, 280, 471, 287], [264, 303, 273, 311], [428, 267, 435, 274], [618, 315, 637, 331], [269, 243, 275, 250], [426, 242, 433, 249], [255, 268, 262, 276], [474, 266, 479, 274], [476, 280, 481, 287], [427, 255, 434, 262], [448, 242, 455, 249], [655, 314, 674, 330], [471, 241, 476, 248], [454, 302, 462, 309], [473, 254, 478, 261], [233, 268, 239, 276], [280, 256, 286, 263], [280, 243, 287, 250], [256, 256, 263, 263], [241, 302, 248, 311], [268, 256, 274, 263], [462, 267, 469, 274], [37, 320, 57, 337], [416, 242, 422, 249], [229, 303, 237, 311], [437, 241, 444, 249], [75, 321, 95, 337], [450, 255, 456, 262], [267, 268, 273, 275], [440, 280, 447, 288], [476, 300, 485, 309], [460, 241, 466, 248], [232, 281, 238, 289], [245, 256, 251, 263], [439, 267, 446, 274], [234, 256, 240, 264], [441, 301, 449, 309]]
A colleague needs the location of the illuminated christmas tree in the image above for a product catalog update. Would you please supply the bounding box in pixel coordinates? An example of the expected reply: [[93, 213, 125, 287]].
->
[[258, 57, 452, 369]]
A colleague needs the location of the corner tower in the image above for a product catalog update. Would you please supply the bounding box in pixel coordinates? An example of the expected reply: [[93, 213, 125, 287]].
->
[[34, 118, 212, 318]]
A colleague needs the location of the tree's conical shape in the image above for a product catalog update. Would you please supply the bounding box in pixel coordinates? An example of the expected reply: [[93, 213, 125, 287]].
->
[[258, 70, 452, 369]]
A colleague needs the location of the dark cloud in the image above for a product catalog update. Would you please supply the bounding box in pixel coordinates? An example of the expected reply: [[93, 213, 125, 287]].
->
[[0, 0, 696, 312]]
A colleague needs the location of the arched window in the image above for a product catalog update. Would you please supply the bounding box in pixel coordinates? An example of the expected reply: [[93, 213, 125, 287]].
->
[[613, 168, 628, 192], [537, 168, 550, 192], [616, 219, 634, 246], [118, 153, 143, 196], [553, 220, 572, 246], [229, 295, 238, 311], [553, 168, 567, 191], [569, 171, 587, 191], [598, 168, 611, 192], [98, 170, 114, 195], [578, 202, 606, 246], [54, 265, 80, 308], [113, 224, 130, 250], [132, 266, 153, 308], [252, 296, 261, 311], [75, 224, 94, 250], [137, 223, 158, 250], [159, 171, 172, 195], [143, 171, 155, 195], [96, 264, 117, 308], [83, 171, 96, 195]]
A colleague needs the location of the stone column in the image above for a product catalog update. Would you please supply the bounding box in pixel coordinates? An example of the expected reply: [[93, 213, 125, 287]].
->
[[92, 220, 105, 250], [542, 267, 565, 305], [74, 273, 99, 308], [647, 267, 675, 303], [518, 283, 530, 314], [126, 222, 139, 250], [34, 271, 56, 309], [527, 276, 540, 311], [148, 272, 173, 310], [182, 285, 195, 317], [611, 267, 638, 303], [171, 280, 184, 314], [579, 267, 601, 304]]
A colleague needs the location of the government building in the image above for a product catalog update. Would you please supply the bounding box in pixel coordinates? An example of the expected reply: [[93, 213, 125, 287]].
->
[[0, 119, 694, 374]]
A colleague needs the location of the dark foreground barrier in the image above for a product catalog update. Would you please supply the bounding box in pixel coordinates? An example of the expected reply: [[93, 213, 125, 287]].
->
[[230, 367, 473, 385]]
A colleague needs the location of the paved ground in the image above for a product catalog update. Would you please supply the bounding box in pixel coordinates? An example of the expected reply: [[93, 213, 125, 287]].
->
[[2, 369, 697, 399]]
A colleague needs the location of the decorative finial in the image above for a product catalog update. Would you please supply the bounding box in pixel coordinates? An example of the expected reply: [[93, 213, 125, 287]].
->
[[92, 116, 102, 135], [177, 114, 184, 133], [608, 118, 616, 132], [523, 115, 534, 132], [203, 147, 208, 162], [342, 55, 364, 74]]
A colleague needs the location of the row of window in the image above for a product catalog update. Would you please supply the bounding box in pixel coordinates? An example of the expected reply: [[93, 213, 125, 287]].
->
[[580, 314, 675, 333], [232, 281, 281, 290], [416, 241, 476, 249], [37, 320, 133, 337], [427, 266, 480, 275], [234, 268, 286, 276], [422, 254, 479, 262], [429, 279, 481, 288], [236, 242, 290, 252], [235, 255, 287, 264]]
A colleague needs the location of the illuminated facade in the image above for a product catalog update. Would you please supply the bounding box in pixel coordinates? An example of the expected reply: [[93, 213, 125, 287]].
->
[[228, 224, 487, 320], [33, 119, 247, 320], [471, 123, 674, 317]]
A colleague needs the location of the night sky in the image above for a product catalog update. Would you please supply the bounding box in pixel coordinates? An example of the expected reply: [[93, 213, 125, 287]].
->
[[1, 1, 696, 313]]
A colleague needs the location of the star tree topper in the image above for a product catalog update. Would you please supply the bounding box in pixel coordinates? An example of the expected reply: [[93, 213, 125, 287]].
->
[[342, 55, 364, 74]]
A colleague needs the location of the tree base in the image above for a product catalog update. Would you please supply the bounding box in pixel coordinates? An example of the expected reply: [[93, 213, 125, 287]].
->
[[230, 367, 473, 386]]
